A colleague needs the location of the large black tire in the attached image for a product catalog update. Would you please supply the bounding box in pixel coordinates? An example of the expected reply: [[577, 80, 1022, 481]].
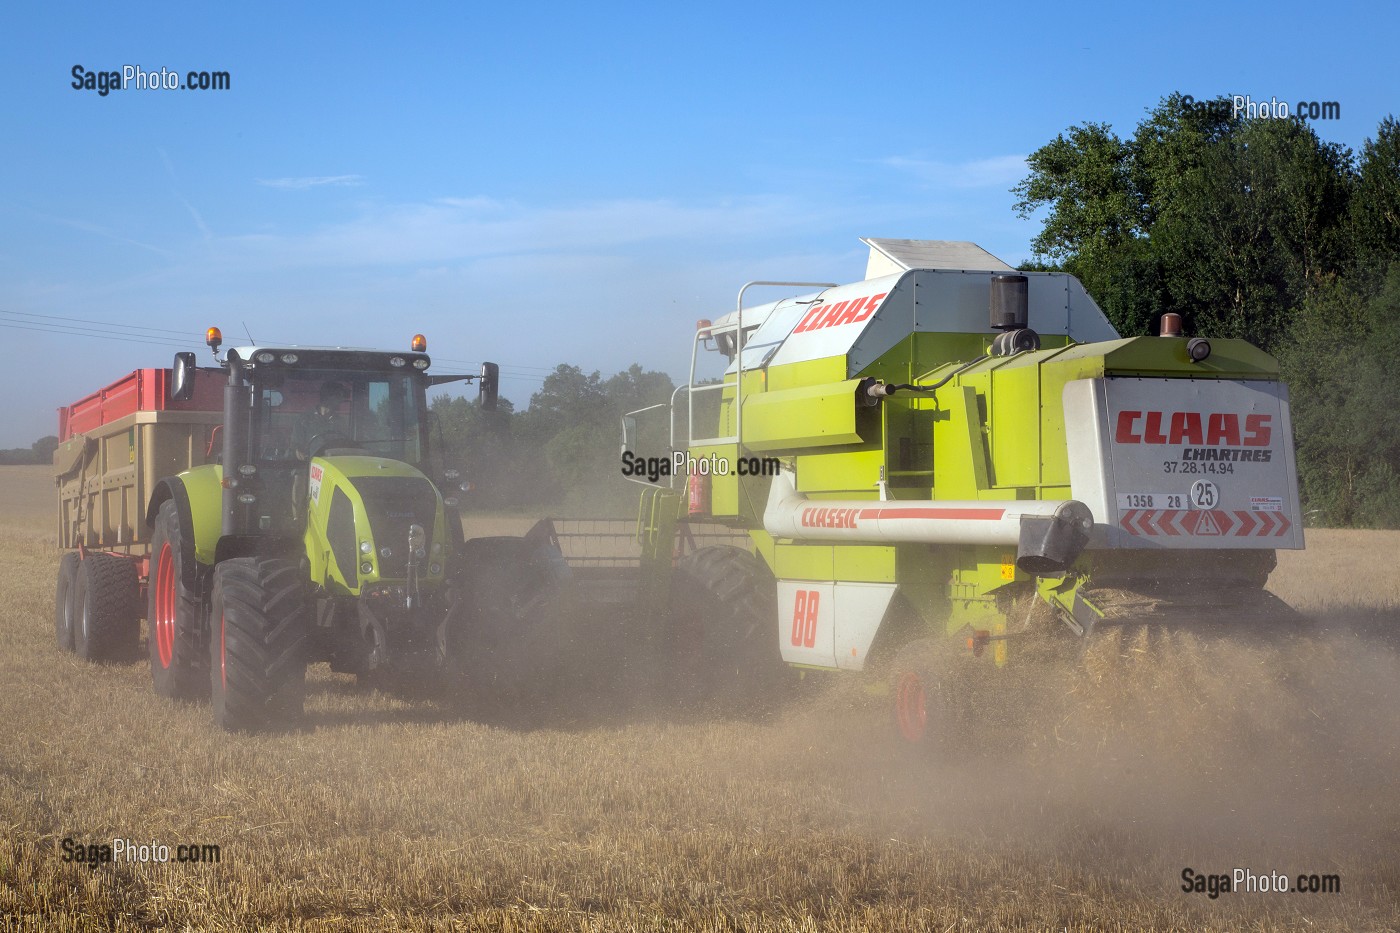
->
[[668, 546, 793, 714], [209, 558, 310, 733], [55, 552, 80, 652], [441, 536, 565, 718], [73, 553, 141, 662], [148, 500, 207, 699]]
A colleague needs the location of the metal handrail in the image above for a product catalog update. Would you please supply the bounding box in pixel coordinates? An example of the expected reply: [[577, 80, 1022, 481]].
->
[[687, 280, 837, 450]]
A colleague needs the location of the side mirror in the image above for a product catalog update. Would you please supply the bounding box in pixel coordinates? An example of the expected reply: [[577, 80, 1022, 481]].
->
[[171, 352, 197, 402], [478, 362, 499, 412]]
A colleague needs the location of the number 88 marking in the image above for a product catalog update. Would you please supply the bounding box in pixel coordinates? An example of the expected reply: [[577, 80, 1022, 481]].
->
[[790, 589, 819, 648]]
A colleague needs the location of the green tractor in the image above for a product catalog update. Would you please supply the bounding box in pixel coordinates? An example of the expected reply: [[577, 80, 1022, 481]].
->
[[136, 329, 559, 730]]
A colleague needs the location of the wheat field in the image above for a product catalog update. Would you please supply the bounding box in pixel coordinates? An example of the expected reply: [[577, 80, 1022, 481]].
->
[[2, 463, 1398, 931]]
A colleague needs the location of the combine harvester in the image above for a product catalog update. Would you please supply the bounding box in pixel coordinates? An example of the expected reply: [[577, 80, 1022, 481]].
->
[[603, 238, 1304, 743]]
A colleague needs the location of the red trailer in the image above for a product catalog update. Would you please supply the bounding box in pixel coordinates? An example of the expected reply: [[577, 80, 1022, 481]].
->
[[53, 367, 222, 660]]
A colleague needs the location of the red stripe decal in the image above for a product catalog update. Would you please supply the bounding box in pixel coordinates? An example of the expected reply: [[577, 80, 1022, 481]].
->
[[870, 507, 1007, 521]]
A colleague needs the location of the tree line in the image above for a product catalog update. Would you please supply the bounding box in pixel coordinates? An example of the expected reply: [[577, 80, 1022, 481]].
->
[[0, 435, 58, 466]]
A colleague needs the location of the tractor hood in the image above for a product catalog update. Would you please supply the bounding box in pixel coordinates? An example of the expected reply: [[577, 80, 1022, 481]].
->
[[305, 455, 447, 595]]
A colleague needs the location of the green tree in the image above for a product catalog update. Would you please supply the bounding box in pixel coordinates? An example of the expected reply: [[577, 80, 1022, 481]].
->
[[1277, 268, 1400, 526], [1349, 116, 1400, 286], [1015, 95, 1355, 351]]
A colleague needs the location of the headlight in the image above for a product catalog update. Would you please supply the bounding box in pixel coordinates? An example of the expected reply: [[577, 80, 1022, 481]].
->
[[359, 541, 372, 554], [389, 356, 406, 368], [359, 561, 373, 575], [412, 359, 429, 370], [281, 352, 299, 364]]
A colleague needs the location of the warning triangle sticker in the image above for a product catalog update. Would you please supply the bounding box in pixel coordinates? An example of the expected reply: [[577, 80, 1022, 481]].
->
[[1194, 510, 1221, 536]]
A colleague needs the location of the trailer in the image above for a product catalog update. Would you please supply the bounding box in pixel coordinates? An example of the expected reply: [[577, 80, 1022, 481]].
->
[[53, 367, 224, 660]]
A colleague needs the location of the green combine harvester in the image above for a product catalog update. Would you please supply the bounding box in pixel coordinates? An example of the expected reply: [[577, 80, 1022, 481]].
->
[[612, 238, 1304, 743]]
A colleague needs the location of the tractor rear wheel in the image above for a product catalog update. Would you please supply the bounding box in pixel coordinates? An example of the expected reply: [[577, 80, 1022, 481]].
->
[[668, 546, 793, 714], [73, 553, 140, 662], [209, 558, 310, 733], [148, 500, 207, 699], [55, 552, 79, 652]]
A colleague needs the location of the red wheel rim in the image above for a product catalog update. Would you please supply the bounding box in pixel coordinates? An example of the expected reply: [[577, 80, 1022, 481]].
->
[[154, 543, 175, 668], [895, 670, 927, 743]]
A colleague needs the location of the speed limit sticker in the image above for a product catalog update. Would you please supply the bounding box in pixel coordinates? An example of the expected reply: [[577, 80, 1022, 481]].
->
[[1189, 480, 1219, 509]]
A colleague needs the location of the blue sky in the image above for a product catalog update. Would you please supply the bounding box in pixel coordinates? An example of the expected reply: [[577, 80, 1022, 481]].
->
[[0, 1, 1393, 445]]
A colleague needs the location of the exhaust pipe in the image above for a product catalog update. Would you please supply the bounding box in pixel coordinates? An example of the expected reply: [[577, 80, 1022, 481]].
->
[[763, 473, 1093, 574]]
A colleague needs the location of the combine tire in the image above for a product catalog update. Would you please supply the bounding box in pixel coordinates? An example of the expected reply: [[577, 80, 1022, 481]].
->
[[149, 500, 207, 699], [668, 546, 792, 714], [889, 637, 987, 753], [209, 558, 310, 733], [441, 535, 568, 722], [54, 552, 79, 652], [73, 553, 140, 662]]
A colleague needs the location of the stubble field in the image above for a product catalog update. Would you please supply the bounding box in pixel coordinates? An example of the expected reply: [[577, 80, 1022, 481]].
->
[[1, 463, 1398, 931]]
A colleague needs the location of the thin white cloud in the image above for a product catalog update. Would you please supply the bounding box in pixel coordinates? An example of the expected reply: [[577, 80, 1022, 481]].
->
[[34, 212, 173, 257], [879, 154, 1028, 189], [216, 194, 827, 269], [158, 147, 212, 239], [256, 175, 366, 190]]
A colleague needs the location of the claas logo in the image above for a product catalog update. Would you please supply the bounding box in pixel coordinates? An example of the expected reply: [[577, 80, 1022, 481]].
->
[[1115, 411, 1272, 447], [792, 292, 888, 334]]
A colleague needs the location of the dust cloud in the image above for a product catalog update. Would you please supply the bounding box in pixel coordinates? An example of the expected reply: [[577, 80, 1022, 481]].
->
[[748, 610, 1400, 879]]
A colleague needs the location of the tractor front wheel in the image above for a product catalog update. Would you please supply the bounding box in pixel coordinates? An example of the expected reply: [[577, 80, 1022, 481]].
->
[[209, 558, 310, 733]]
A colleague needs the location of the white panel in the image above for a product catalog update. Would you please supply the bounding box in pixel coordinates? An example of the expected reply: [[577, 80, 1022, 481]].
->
[[722, 268, 1119, 378], [860, 238, 1017, 274], [846, 270, 1121, 375], [766, 275, 904, 370], [776, 581, 836, 667], [833, 582, 898, 671], [1089, 377, 1303, 550]]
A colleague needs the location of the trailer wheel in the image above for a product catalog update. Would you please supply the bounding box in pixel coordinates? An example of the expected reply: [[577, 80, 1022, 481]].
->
[[209, 558, 310, 733], [148, 500, 207, 699], [73, 553, 140, 662], [668, 546, 792, 714], [55, 552, 80, 652]]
